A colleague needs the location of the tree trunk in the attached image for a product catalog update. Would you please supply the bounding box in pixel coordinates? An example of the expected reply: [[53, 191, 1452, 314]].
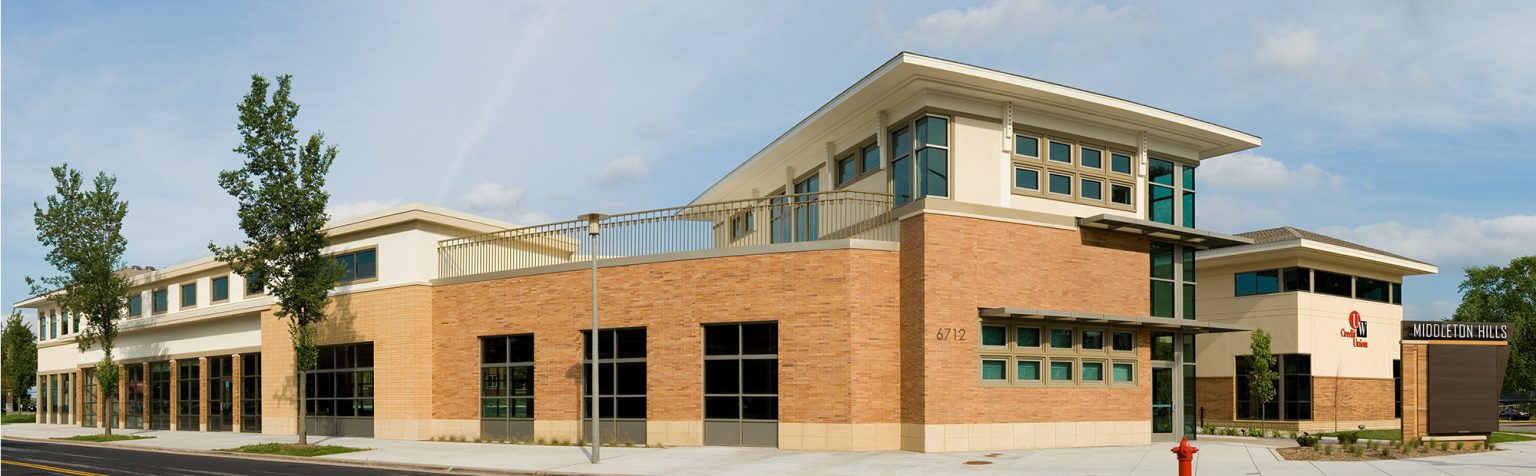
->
[[297, 368, 307, 445], [104, 396, 113, 436]]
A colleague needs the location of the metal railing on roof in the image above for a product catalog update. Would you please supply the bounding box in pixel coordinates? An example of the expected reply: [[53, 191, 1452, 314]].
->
[[437, 190, 897, 279]]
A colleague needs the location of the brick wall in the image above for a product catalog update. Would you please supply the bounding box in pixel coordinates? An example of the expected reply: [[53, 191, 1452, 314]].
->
[[431, 248, 902, 426], [901, 213, 1152, 425], [1195, 377, 1234, 421]]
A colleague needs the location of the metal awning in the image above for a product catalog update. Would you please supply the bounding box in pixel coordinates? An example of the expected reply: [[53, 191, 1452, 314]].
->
[[979, 307, 1253, 334], [1078, 214, 1253, 249]]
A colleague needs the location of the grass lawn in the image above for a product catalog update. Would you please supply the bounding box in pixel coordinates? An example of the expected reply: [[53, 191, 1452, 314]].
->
[[1316, 429, 1535, 445], [2, 413, 37, 425], [53, 434, 155, 442], [219, 443, 369, 457]]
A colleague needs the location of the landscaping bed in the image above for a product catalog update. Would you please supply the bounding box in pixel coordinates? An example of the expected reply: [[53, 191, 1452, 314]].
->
[[1278, 440, 1494, 461], [218, 443, 369, 457], [53, 434, 155, 442]]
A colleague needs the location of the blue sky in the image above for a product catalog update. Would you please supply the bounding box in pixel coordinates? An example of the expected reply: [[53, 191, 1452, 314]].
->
[[5, 0, 1534, 325]]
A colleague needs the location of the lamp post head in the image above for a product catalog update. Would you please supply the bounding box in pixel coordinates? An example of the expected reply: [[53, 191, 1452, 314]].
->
[[578, 213, 609, 235]]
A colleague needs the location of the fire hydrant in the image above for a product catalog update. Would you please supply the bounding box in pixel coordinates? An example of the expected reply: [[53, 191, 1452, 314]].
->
[[1170, 437, 1198, 476]]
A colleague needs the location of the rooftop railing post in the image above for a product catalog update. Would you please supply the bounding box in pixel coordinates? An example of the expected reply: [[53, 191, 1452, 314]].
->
[[579, 212, 608, 464]]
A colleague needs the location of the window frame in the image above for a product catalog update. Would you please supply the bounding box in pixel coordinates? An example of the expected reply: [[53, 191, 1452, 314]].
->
[[179, 281, 198, 310], [1012, 165, 1043, 195], [152, 288, 169, 314], [832, 138, 881, 190], [211, 275, 231, 304], [1011, 127, 1136, 210], [332, 247, 380, 285], [887, 112, 951, 203], [128, 294, 143, 318], [977, 321, 1133, 388]]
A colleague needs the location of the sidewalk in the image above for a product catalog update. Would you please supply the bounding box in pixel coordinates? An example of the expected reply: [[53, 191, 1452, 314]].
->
[[4, 423, 1535, 475]]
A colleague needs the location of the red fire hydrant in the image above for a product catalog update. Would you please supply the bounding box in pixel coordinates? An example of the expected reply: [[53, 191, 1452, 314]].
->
[[1171, 437, 1199, 476]]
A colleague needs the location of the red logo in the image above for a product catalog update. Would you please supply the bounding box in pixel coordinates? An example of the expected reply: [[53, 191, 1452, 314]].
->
[[1348, 311, 1361, 330], [1341, 311, 1368, 347]]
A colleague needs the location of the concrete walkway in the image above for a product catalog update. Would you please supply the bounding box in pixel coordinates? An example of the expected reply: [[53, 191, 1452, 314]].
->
[[4, 423, 1535, 475]]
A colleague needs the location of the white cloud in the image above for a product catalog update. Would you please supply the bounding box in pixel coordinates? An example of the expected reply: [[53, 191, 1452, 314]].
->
[[896, 0, 1140, 50], [328, 198, 402, 221], [1252, 27, 1317, 73], [596, 156, 650, 186], [458, 182, 526, 210], [1199, 153, 1345, 191], [1317, 214, 1536, 271]]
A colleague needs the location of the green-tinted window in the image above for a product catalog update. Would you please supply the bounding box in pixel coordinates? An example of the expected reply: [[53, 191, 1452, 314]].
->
[[212, 277, 230, 302], [1392, 283, 1402, 305], [861, 144, 880, 173], [1183, 334, 1196, 363], [1150, 185, 1174, 224], [1017, 360, 1041, 381], [1082, 331, 1104, 350], [1081, 178, 1102, 200], [1050, 361, 1073, 381], [1049, 141, 1072, 164], [152, 289, 168, 313], [1017, 327, 1041, 347], [918, 148, 948, 198], [1283, 267, 1311, 292], [981, 360, 1007, 381], [1112, 332, 1134, 351], [1150, 242, 1174, 279], [1183, 247, 1196, 282], [1151, 281, 1175, 318], [916, 116, 948, 147], [1111, 153, 1132, 174], [891, 127, 911, 158], [1182, 166, 1195, 191], [836, 156, 856, 186], [1048, 173, 1072, 195], [1081, 147, 1102, 169], [1152, 333, 1175, 361], [892, 156, 913, 206], [1111, 184, 1132, 205], [981, 325, 1007, 346], [1016, 135, 1040, 157], [244, 272, 264, 296], [1236, 270, 1280, 296], [1113, 363, 1134, 382], [1082, 362, 1104, 381], [180, 283, 196, 307], [1149, 158, 1175, 186], [1049, 329, 1073, 349], [335, 249, 378, 283], [1182, 191, 1195, 228], [128, 295, 142, 317], [1184, 283, 1197, 319], [1356, 277, 1390, 302], [1015, 167, 1040, 190]]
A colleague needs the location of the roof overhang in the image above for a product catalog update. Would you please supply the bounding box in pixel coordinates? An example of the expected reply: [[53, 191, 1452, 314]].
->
[[1078, 214, 1254, 249], [691, 52, 1261, 205], [1196, 238, 1439, 276], [979, 307, 1253, 334]]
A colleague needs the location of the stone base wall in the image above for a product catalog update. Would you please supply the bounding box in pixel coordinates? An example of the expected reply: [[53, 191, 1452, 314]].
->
[[900, 421, 1149, 452]]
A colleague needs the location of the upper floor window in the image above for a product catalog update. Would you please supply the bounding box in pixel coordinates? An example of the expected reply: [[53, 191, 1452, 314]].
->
[[1151, 242, 1197, 319], [128, 294, 143, 318], [1314, 270, 1352, 297], [335, 249, 378, 284], [890, 115, 949, 205], [180, 282, 197, 308], [1355, 277, 1390, 303], [244, 272, 264, 297], [1012, 130, 1132, 210], [1148, 157, 1196, 227], [211, 276, 230, 302], [152, 288, 169, 313], [729, 211, 755, 241], [835, 142, 880, 187]]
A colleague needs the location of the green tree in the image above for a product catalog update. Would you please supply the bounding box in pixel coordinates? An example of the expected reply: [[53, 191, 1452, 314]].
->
[[210, 74, 339, 445], [1248, 329, 1278, 421], [1452, 255, 1536, 394], [26, 164, 131, 435], [2, 311, 39, 412]]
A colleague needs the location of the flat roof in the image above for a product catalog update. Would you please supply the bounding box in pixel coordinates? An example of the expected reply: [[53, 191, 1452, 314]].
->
[[1199, 226, 1437, 276], [1078, 214, 1254, 249]]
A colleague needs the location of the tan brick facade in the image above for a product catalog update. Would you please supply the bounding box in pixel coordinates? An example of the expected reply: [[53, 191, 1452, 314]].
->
[[1195, 375, 1398, 432], [1402, 343, 1427, 441]]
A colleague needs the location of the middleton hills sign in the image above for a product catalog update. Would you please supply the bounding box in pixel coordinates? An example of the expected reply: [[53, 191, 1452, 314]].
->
[[1402, 321, 1513, 341]]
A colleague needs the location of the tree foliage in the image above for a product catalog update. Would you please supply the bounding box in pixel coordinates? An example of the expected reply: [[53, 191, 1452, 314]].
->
[[2, 311, 38, 410], [27, 163, 131, 434], [1452, 255, 1536, 394], [209, 74, 339, 444], [1248, 328, 1279, 421]]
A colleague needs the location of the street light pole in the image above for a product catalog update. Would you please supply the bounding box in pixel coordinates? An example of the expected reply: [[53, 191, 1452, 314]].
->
[[579, 213, 608, 464]]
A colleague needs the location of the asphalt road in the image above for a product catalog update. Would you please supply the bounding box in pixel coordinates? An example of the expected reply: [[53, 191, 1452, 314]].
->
[[0, 438, 448, 476], [1502, 421, 1536, 433]]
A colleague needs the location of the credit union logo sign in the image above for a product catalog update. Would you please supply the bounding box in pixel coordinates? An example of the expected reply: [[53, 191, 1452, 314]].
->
[[1341, 310, 1368, 348]]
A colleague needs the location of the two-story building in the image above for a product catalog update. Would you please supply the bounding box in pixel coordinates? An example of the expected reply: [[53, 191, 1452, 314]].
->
[[22, 52, 1273, 452]]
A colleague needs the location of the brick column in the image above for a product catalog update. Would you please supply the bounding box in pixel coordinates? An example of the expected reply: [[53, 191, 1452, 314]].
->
[[118, 367, 128, 429], [199, 356, 208, 431], [142, 363, 151, 430], [232, 354, 243, 433], [35, 374, 44, 423], [169, 360, 179, 431], [1401, 343, 1428, 442]]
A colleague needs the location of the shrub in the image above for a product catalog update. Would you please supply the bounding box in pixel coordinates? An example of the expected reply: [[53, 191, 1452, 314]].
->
[[1439, 442, 1448, 451], [1455, 442, 1463, 450], [1322, 444, 1334, 455], [1249, 427, 1268, 438], [1351, 446, 1365, 457], [1295, 434, 1319, 447], [1337, 431, 1360, 445]]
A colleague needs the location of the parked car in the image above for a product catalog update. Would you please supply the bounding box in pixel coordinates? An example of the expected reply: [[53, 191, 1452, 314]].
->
[[1500, 407, 1531, 421]]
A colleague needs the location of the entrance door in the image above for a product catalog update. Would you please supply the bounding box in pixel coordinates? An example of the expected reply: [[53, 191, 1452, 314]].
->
[[1150, 332, 1193, 442], [208, 356, 234, 432], [1151, 366, 1175, 439]]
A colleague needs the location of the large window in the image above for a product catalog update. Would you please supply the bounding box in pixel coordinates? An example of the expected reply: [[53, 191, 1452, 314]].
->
[[793, 174, 819, 242], [334, 249, 378, 284], [1236, 354, 1311, 420], [305, 343, 375, 420], [835, 141, 880, 187], [176, 358, 200, 430], [180, 282, 197, 308], [241, 354, 261, 433], [1355, 277, 1390, 303], [482, 335, 534, 440], [211, 276, 230, 302], [1393, 359, 1402, 419], [1012, 131, 1133, 210], [128, 294, 143, 318], [126, 364, 145, 429], [208, 356, 234, 432], [149, 361, 171, 430], [890, 115, 949, 205], [1314, 270, 1353, 297], [152, 288, 168, 314], [1151, 243, 1197, 319], [583, 328, 647, 444], [1148, 157, 1195, 226], [704, 323, 779, 447], [978, 321, 1137, 386], [82, 368, 97, 428]]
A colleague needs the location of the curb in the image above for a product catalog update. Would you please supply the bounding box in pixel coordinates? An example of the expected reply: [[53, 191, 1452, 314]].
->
[[1, 435, 615, 476]]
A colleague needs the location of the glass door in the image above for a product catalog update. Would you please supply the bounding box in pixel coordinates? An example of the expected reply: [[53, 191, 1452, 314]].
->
[[1151, 366, 1175, 439]]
